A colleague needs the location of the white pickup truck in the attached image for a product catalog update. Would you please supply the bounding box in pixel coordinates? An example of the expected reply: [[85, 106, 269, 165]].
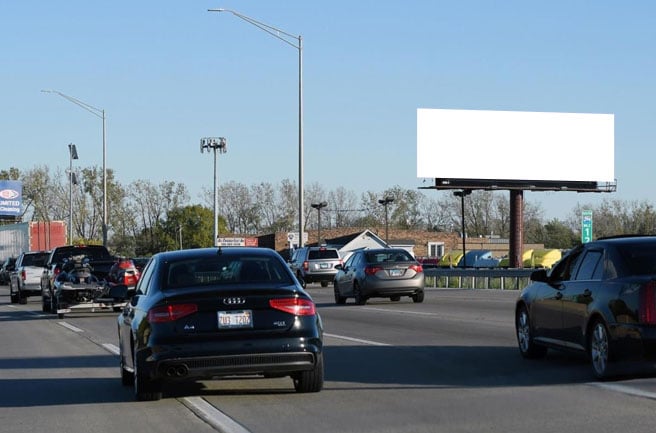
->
[[9, 250, 50, 304]]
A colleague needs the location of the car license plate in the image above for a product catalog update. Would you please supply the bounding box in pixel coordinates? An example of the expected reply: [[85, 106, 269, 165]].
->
[[389, 269, 403, 277], [320, 263, 329, 269], [218, 310, 252, 329]]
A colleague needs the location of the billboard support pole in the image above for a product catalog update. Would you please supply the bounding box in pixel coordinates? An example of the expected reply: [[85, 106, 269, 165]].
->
[[509, 190, 524, 268]]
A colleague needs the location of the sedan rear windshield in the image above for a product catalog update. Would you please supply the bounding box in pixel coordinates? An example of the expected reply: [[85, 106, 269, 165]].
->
[[164, 255, 295, 289], [366, 251, 414, 264]]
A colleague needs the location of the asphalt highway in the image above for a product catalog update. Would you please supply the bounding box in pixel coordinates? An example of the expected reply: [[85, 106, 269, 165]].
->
[[2, 285, 656, 433]]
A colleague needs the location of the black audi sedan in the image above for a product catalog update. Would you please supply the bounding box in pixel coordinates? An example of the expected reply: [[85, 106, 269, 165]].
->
[[516, 235, 656, 379], [118, 247, 324, 401]]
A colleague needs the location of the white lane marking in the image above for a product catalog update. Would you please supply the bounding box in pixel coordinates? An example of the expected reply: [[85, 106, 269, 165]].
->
[[182, 396, 252, 433], [102, 343, 120, 355], [324, 333, 390, 346], [58, 321, 84, 333], [362, 307, 438, 317], [592, 382, 656, 400]]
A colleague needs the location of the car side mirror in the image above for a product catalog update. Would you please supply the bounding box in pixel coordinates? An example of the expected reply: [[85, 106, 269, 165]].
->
[[335, 264, 343, 271], [130, 294, 141, 307]]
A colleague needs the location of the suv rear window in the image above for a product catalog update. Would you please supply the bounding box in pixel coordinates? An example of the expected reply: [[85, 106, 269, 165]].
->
[[308, 249, 339, 260], [21, 253, 49, 267]]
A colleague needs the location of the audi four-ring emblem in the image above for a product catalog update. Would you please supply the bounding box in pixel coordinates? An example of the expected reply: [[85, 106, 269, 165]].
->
[[223, 297, 246, 305]]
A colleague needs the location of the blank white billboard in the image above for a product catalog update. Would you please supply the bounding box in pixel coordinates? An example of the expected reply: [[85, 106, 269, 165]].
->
[[417, 109, 615, 182]]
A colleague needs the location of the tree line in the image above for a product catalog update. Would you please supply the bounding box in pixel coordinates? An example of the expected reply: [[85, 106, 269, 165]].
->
[[2, 165, 655, 257]]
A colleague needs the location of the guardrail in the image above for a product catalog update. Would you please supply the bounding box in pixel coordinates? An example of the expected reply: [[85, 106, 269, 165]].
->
[[423, 268, 535, 290]]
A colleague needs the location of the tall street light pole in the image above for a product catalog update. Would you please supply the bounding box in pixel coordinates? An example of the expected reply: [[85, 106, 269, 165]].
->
[[209, 8, 304, 248], [42, 90, 108, 247], [378, 197, 394, 244], [200, 137, 227, 247], [311, 201, 328, 245], [68, 143, 79, 244]]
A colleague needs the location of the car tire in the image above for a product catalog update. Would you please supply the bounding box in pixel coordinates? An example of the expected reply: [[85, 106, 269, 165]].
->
[[293, 353, 324, 393], [334, 284, 346, 305], [516, 305, 547, 359], [412, 291, 424, 303], [18, 290, 27, 305], [10, 285, 18, 304], [590, 319, 613, 380], [134, 349, 162, 401], [353, 283, 366, 306], [320, 281, 329, 288]]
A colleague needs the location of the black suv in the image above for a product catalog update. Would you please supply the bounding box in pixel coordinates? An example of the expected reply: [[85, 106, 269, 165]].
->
[[289, 246, 342, 288]]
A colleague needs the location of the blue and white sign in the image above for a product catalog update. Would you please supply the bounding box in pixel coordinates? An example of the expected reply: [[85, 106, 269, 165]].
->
[[0, 180, 22, 217]]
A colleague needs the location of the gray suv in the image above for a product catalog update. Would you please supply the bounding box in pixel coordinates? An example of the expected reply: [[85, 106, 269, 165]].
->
[[290, 246, 342, 288]]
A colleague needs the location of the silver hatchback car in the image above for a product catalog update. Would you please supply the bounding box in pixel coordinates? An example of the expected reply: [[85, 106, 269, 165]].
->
[[333, 248, 425, 305]]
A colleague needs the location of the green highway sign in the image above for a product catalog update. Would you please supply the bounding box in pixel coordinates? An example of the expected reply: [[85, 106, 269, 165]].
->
[[582, 210, 593, 243]]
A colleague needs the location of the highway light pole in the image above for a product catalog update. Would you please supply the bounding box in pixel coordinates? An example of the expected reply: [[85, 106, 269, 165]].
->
[[209, 8, 304, 247], [42, 90, 108, 247], [200, 137, 227, 247], [311, 201, 328, 245], [68, 143, 79, 244], [378, 197, 394, 244]]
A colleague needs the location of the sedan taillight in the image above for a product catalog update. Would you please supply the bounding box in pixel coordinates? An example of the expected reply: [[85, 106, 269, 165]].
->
[[364, 266, 382, 276], [147, 304, 198, 323], [408, 264, 424, 273], [639, 281, 656, 325], [269, 298, 316, 316]]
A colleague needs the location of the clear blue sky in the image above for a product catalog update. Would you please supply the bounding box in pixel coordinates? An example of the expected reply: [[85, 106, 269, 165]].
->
[[2, 1, 654, 221]]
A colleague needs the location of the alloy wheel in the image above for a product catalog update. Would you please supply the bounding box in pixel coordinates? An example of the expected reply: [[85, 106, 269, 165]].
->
[[590, 321, 610, 379]]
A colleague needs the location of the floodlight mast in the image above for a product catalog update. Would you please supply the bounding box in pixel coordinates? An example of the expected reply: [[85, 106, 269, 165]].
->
[[200, 137, 227, 247], [68, 143, 79, 244]]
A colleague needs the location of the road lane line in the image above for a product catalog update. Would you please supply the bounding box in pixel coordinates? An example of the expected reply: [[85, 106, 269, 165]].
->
[[324, 333, 390, 346], [362, 307, 438, 317], [591, 382, 656, 400], [182, 396, 252, 433], [58, 321, 84, 333], [102, 343, 120, 355]]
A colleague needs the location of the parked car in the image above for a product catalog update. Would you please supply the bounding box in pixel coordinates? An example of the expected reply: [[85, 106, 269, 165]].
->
[[289, 246, 342, 288], [9, 250, 49, 304], [333, 248, 424, 305], [515, 235, 656, 379], [0, 256, 17, 285], [118, 247, 324, 401]]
